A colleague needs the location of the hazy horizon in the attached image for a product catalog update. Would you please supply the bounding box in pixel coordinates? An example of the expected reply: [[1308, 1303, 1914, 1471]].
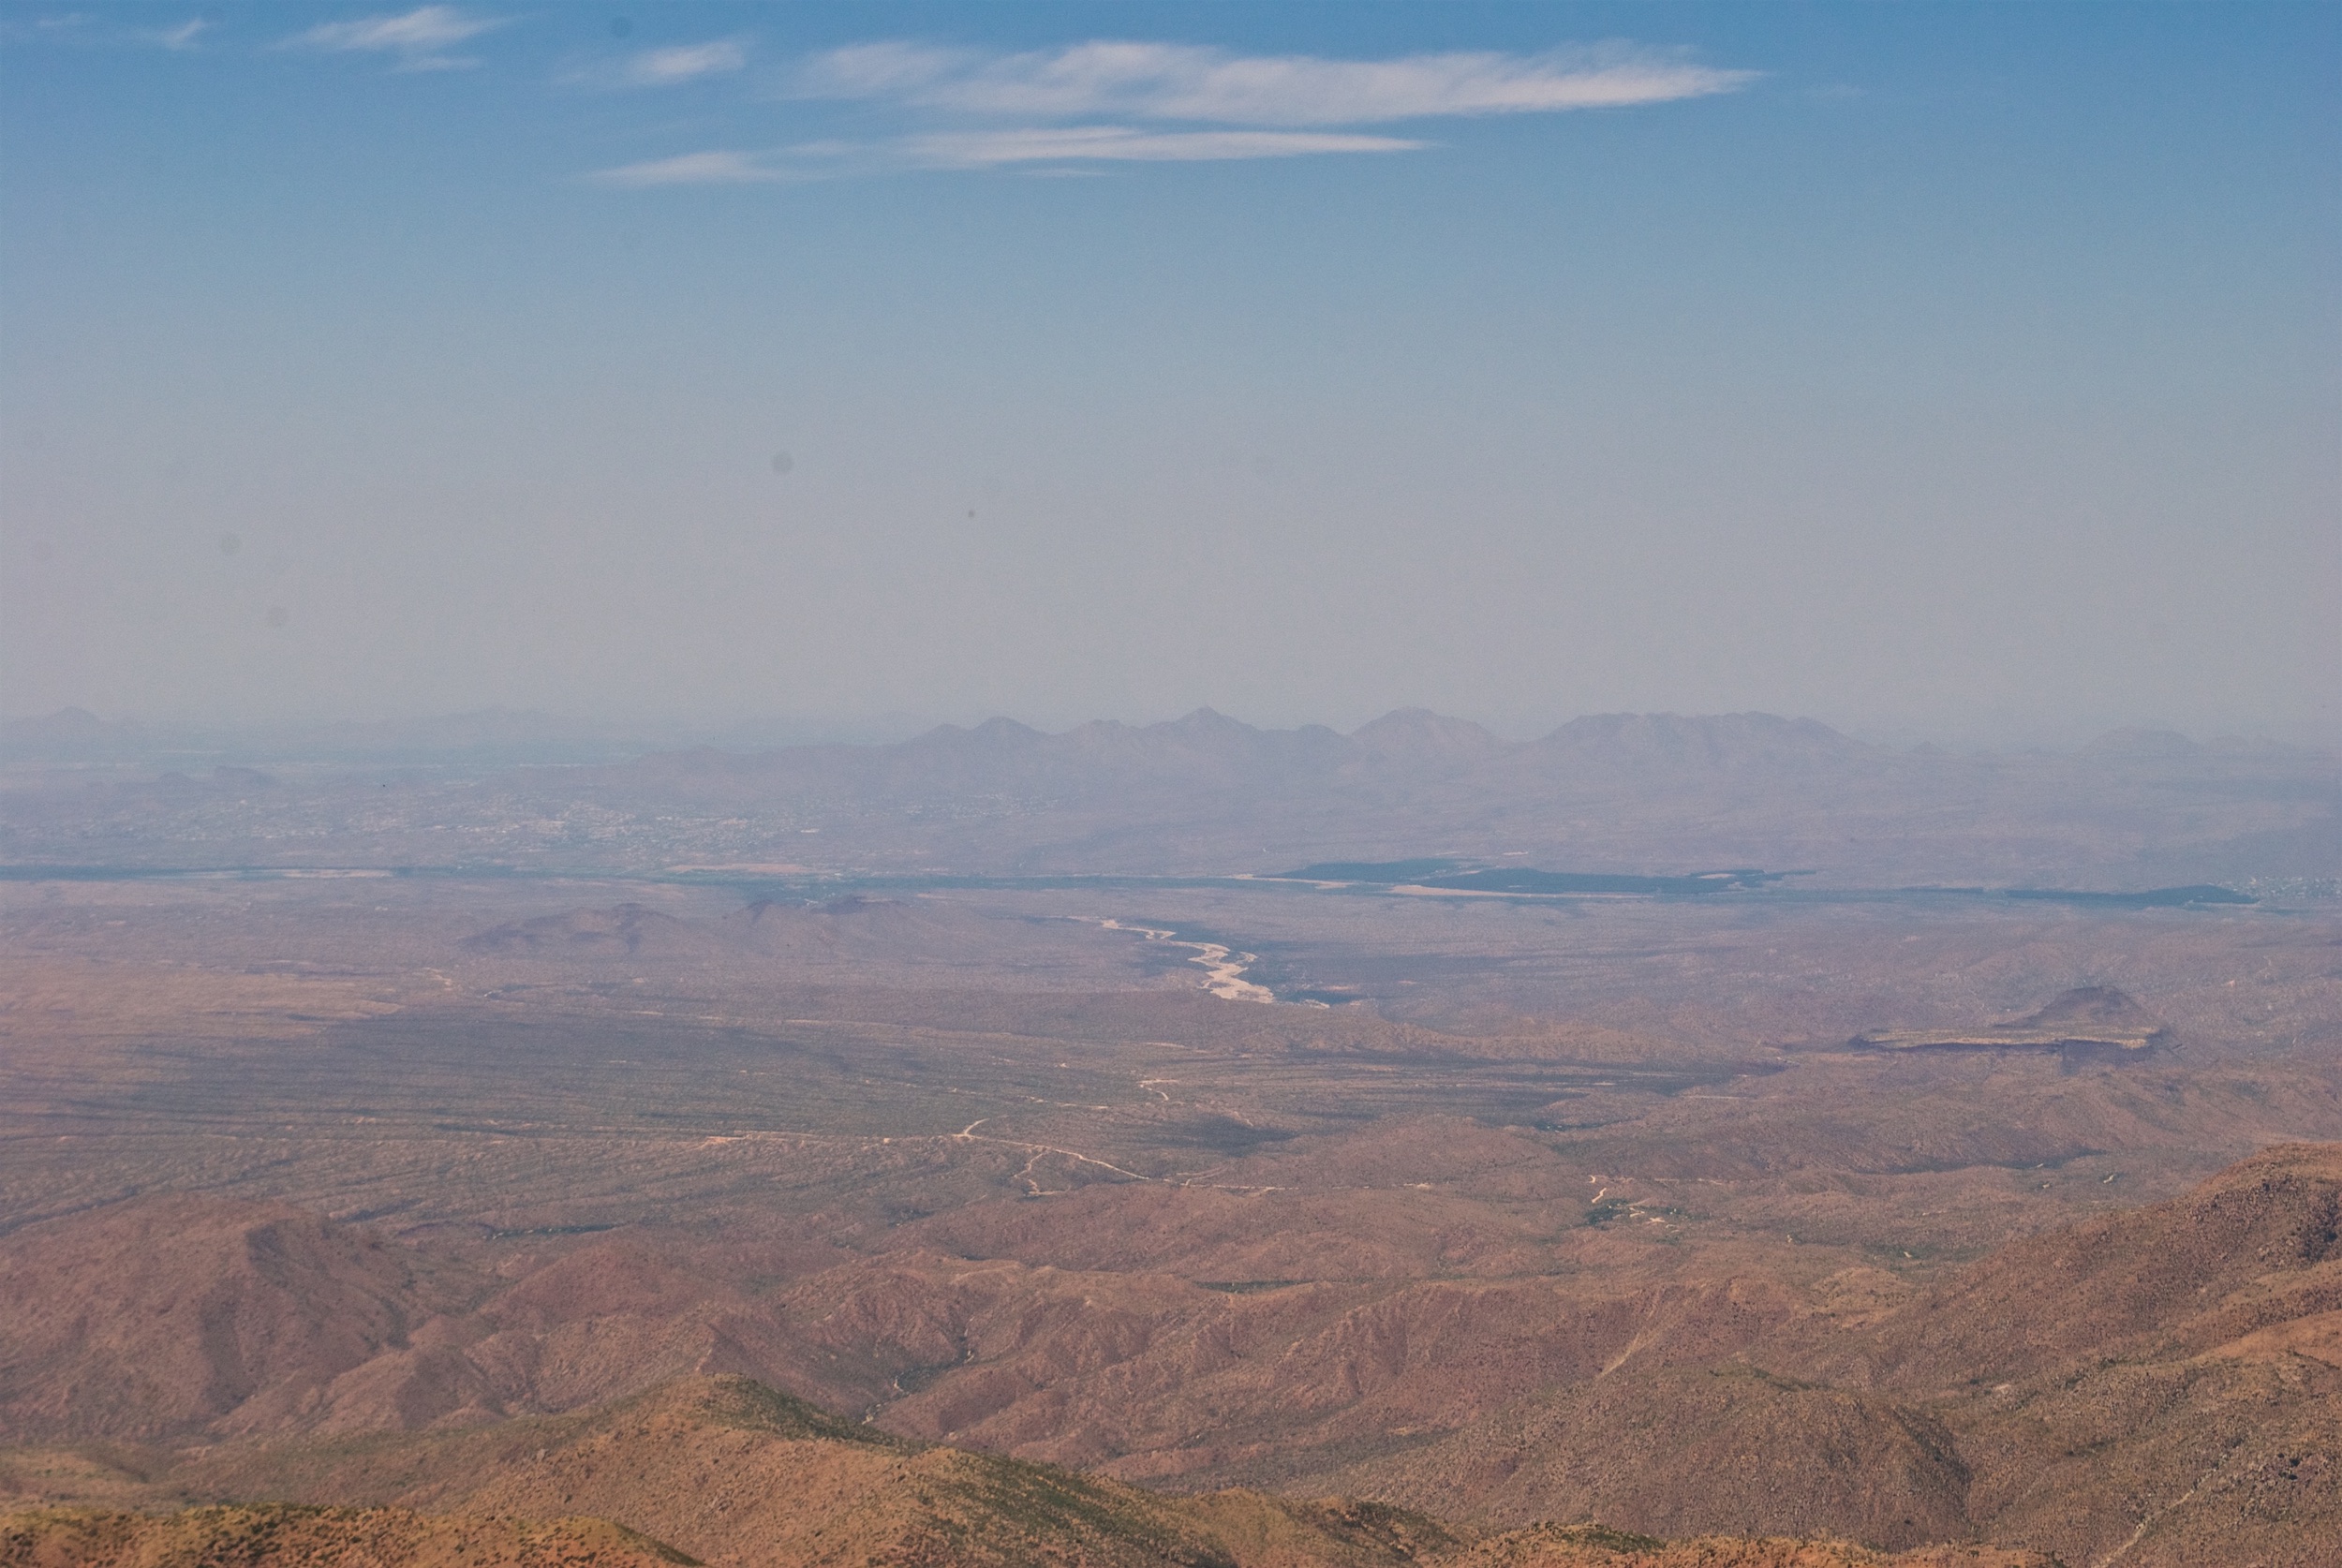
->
[[5, 3, 2336, 747], [7, 696, 2329, 762], [6, 14, 2336, 1556]]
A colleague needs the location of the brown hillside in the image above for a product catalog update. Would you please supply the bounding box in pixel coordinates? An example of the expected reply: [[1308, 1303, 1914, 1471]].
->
[[0, 1197, 490, 1443], [1945, 1343, 2340, 1567], [165, 1376, 1460, 1568], [5, 1378, 2067, 1568], [0, 1507, 2059, 1568], [0, 1504, 694, 1568], [1850, 1140, 2342, 1390], [9, 1153, 2338, 1561], [1329, 1367, 1969, 1550], [1445, 1524, 2049, 1566], [1294, 1146, 2342, 1563], [1755, 1140, 2342, 1567]]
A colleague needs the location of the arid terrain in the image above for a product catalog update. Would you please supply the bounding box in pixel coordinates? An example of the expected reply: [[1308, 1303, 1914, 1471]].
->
[[3, 712, 2336, 1565]]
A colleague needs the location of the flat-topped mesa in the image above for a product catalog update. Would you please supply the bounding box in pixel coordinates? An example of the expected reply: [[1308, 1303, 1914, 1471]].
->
[[1850, 985, 2172, 1055]]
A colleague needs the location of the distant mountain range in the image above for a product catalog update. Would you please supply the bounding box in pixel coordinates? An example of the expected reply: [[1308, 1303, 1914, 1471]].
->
[[6, 703, 2316, 775], [0, 707, 925, 767], [607, 707, 2328, 802], [3, 707, 2333, 887], [582, 708, 2335, 885], [615, 709, 1881, 798]]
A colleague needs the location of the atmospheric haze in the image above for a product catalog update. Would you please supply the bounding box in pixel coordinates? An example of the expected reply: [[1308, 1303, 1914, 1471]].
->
[[3, 2, 2336, 746], [4, 7, 2342, 1568]]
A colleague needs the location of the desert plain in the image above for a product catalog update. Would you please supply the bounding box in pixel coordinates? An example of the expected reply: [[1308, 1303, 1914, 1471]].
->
[[1, 710, 2336, 1566]]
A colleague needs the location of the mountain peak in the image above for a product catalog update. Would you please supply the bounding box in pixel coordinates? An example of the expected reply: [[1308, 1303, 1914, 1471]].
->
[[909, 717, 1047, 751], [1532, 712, 1861, 770], [1155, 706, 1256, 736], [1350, 707, 1505, 760]]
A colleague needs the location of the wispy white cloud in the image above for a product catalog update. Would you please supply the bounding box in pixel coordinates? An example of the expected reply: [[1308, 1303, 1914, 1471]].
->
[[624, 40, 747, 86], [283, 6, 503, 71], [589, 126, 1421, 186], [589, 150, 786, 187], [588, 36, 1742, 188], [794, 40, 1753, 126], [901, 126, 1422, 167], [4, 11, 209, 51], [145, 17, 208, 51]]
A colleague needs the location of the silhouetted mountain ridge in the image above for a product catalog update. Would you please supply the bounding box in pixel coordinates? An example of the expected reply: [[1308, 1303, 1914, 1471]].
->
[[7, 708, 2331, 885], [572, 709, 2337, 884], [608, 710, 1882, 806]]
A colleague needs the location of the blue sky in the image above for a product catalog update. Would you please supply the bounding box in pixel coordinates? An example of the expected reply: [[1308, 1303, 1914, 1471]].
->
[[3, 3, 2335, 743]]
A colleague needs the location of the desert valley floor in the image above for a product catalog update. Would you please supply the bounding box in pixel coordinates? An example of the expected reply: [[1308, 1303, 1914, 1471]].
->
[[4, 857, 2338, 1566]]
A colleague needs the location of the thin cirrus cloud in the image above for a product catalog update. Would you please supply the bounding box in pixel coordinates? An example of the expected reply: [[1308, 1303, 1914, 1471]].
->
[[623, 40, 748, 87], [593, 150, 786, 187], [1, 12, 208, 51], [589, 128, 1423, 185], [281, 5, 503, 71], [792, 39, 1754, 126], [145, 18, 208, 51], [902, 126, 1422, 168], [591, 37, 1747, 185]]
